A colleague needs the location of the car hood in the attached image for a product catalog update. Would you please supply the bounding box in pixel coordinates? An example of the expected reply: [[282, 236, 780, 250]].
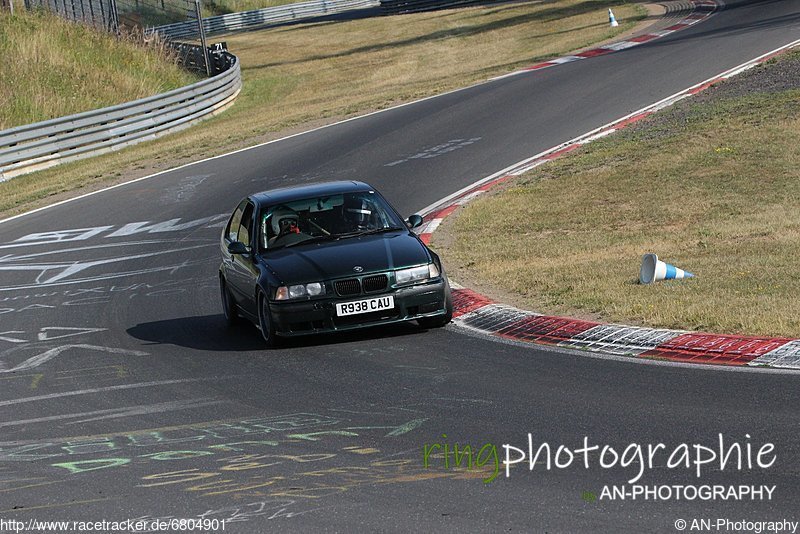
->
[[263, 232, 431, 283]]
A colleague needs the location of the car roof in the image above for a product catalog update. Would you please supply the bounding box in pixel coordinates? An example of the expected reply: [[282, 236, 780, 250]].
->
[[250, 181, 374, 206]]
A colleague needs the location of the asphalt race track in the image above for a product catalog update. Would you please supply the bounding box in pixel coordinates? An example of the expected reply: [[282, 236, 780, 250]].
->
[[1, 1, 799, 531]]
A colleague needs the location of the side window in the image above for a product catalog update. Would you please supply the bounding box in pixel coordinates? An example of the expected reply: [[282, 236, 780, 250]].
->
[[237, 202, 255, 249], [226, 201, 247, 243]]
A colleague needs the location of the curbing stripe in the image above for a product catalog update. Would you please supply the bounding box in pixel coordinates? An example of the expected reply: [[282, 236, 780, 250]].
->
[[493, 1, 718, 81], [560, 324, 685, 357], [642, 334, 792, 366], [750, 341, 800, 369]]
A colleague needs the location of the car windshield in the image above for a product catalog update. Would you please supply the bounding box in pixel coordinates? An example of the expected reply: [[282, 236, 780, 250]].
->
[[260, 191, 406, 250]]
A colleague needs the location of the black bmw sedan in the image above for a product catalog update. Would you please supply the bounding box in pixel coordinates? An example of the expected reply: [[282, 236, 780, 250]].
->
[[219, 181, 453, 347]]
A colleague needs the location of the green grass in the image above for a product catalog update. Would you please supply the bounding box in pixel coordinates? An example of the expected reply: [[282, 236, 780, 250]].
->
[[437, 52, 800, 338], [0, 0, 647, 217], [0, 10, 198, 130]]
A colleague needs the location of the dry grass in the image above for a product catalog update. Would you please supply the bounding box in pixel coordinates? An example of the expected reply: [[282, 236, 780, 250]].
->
[[0, 0, 645, 217], [202, 0, 303, 17], [0, 10, 198, 129], [437, 58, 800, 337]]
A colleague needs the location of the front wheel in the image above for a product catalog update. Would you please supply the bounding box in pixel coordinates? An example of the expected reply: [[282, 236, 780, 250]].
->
[[258, 291, 279, 348]]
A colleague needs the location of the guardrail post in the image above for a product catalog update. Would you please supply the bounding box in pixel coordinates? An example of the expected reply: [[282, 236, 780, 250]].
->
[[194, 0, 211, 77], [108, 0, 119, 33]]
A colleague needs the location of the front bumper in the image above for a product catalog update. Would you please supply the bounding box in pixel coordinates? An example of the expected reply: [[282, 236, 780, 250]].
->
[[269, 279, 448, 336]]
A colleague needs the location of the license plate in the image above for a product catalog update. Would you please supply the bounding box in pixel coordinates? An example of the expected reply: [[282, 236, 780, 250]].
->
[[336, 296, 395, 316]]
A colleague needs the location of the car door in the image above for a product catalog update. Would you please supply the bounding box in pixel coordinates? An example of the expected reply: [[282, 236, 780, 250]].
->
[[227, 201, 259, 316]]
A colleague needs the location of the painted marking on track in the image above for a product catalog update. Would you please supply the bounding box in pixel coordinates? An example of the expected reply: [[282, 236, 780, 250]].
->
[[0, 331, 26, 343], [0, 398, 229, 428], [29, 374, 43, 390], [0, 242, 210, 291], [38, 327, 107, 341], [286, 431, 359, 442], [384, 138, 481, 167], [0, 497, 111, 513], [0, 479, 62, 494], [0, 215, 227, 250], [342, 447, 380, 455], [345, 418, 427, 437], [55, 365, 129, 381], [0, 344, 148, 374], [0, 375, 245, 407]]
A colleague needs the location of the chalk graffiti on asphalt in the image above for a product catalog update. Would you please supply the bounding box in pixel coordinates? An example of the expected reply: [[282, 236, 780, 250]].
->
[[0, 278, 216, 315], [0, 214, 228, 251]]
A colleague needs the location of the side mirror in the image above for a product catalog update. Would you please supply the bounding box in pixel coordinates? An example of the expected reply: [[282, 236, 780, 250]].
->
[[406, 214, 424, 229], [227, 241, 249, 255]]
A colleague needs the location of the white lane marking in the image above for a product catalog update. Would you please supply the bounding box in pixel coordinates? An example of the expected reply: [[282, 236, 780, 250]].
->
[[0, 214, 227, 250], [0, 344, 148, 374], [0, 376, 245, 407], [0, 242, 211, 291], [37, 327, 107, 341], [0, 398, 227, 428]]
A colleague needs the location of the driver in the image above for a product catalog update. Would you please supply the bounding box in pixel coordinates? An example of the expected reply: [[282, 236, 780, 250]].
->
[[342, 195, 376, 231], [268, 208, 302, 246]]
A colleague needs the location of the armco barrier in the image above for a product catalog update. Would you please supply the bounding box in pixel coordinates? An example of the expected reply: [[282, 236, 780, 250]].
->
[[0, 51, 241, 182], [151, 0, 380, 40], [378, 0, 484, 15]]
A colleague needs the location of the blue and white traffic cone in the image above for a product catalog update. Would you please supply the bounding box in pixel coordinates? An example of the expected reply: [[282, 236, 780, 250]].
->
[[639, 253, 694, 284], [609, 8, 619, 27]]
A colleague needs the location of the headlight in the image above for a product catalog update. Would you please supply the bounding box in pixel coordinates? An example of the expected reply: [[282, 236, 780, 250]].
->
[[275, 282, 326, 300], [396, 264, 438, 285], [306, 282, 324, 296], [289, 285, 307, 298]]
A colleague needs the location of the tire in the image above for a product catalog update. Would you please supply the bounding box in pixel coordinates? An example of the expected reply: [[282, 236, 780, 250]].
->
[[258, 291, 279, 348], [418, 288, 453, 329], [220, 276, 240, 326]]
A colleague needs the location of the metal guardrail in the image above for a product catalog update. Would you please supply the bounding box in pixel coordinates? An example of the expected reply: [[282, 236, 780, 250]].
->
[[151, 0, 379, 40], [0, 50, 241, 182], [378, 0, 486, 14]]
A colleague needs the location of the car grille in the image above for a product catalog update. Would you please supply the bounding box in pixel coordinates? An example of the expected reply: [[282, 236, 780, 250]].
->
[[335, 278, 361, 296], [334, 273, 390, 297], [362, 274, 388, 293]]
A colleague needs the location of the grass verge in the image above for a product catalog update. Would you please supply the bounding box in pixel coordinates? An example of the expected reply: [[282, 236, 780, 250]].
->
[[0, 10, 198, 129], [436, 50, 800, 338], [0, 0, 646, 218]]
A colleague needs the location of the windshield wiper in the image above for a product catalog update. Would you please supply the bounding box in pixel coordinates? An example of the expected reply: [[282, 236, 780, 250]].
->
[[283, 234, 340, 248], [339, 226, 406, 239]]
